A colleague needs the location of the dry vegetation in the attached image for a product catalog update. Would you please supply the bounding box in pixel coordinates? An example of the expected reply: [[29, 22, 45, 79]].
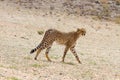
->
[[0, 0, 120, 80], [0, 0, 120, 20]]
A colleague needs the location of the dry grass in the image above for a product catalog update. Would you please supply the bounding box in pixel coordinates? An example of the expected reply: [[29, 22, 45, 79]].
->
[[31, 63, 47, 68], [37, 30, 44, 35], [9, 66, 17, 70], [100, 0, 108, 4], [7, 77, 20, 80], [24, 56, 32, 60], [115, 0, 120, 5], [114, 16, 120, 24]]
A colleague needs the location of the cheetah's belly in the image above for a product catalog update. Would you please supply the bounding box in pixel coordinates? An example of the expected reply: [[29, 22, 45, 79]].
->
[[56, 39, 67, 44]]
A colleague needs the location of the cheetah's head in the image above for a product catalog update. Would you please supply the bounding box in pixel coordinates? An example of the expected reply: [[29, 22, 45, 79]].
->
[[77, 28, 86, 36]]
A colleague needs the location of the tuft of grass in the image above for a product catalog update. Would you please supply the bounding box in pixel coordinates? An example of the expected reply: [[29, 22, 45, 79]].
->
[[0, 64, 4, 67], [9, 65, 17, 69], [7, 77, 20, 80], [31, 63, 46, 68], [89, 61, 97, 65], [24, 56, 32, 60], [114, 16, 120, 24], [92, 16, 100, 20], [37, 30, 44, 35]]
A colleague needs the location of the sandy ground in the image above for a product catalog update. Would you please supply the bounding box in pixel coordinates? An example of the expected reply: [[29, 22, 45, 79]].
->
[[0, 1, 120, 80]]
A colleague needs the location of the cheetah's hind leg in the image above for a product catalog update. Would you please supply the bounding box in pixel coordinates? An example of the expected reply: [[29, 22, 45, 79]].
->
[[34, 49, 42, 60], [62, 46, 69, 63], [45, 46, 52, 62]]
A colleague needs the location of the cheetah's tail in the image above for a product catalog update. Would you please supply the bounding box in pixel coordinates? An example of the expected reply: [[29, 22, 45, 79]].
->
[[30, 45, 40, 54], [30, 48, 37, 54]]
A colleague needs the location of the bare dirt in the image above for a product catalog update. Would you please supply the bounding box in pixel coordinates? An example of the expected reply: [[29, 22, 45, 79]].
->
[[0, 1, 120, 80]]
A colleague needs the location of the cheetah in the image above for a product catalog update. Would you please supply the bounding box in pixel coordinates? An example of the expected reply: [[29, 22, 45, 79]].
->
[[30, 28, 86, 63]]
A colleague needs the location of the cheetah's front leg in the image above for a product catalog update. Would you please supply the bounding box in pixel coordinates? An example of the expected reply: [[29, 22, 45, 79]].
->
[[70, 46, 81, 64]]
